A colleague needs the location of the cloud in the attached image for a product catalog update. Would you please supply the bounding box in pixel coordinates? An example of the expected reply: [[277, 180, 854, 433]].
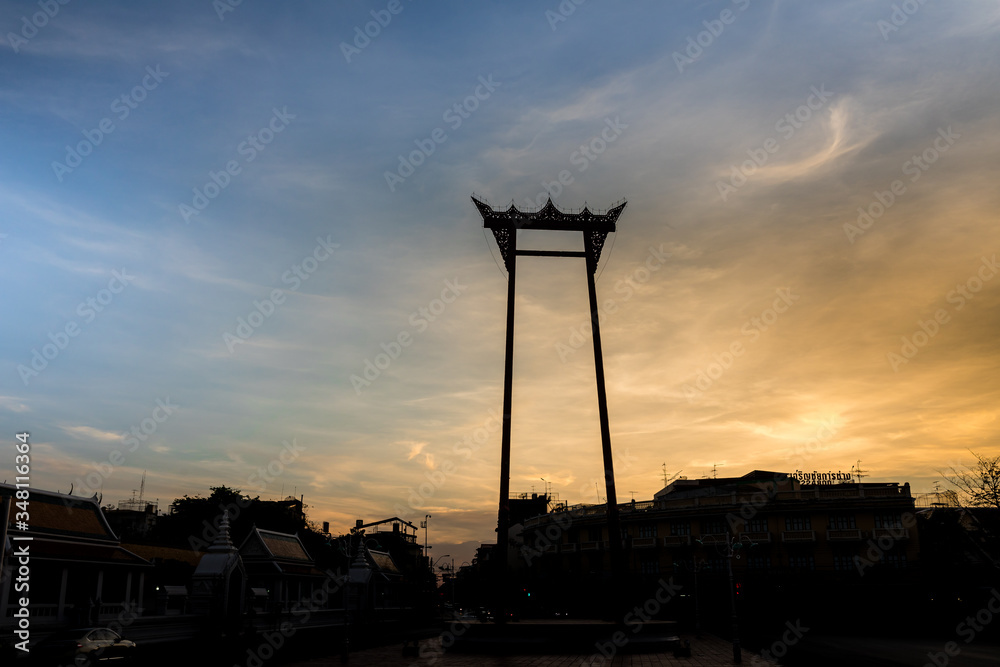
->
[[0, 396, 30, 413], [60, 425, 121, 442]]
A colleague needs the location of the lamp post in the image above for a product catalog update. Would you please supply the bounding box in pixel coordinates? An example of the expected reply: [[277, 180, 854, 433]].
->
[[422, 515, 431, 568], [695, 533, 753, 663], [725, 541, 741, 664], [672, 557, 704, 636], [433, 554, 451, 580]]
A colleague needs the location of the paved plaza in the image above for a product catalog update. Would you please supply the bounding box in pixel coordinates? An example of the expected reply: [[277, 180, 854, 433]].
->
[[286, 633, 771, 666]]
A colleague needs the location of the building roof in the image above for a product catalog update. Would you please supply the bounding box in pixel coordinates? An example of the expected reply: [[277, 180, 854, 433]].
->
[[123, 543, 204, 567], [653, 470, 795, 500], [240, 525, 313, 562], [0, 483, 152, 568], [238, 525, 326, 577], [30, 539, 152, 566], [0, 483, 118, 542], [369, 550, 401, 575], [358, 517, 418, 532]]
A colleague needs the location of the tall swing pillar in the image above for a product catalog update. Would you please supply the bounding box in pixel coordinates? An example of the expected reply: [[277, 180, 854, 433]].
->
[[473, 195, 628, 620]]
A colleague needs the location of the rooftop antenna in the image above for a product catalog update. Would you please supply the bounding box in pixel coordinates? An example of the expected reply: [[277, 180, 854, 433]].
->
[[712, 463, 722, 479], [661, 466, 682, 486], [851, 460, 868, 483]]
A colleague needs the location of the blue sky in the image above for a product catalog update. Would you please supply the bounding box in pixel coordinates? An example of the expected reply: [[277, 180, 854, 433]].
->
[[2, 0, 999, 565]]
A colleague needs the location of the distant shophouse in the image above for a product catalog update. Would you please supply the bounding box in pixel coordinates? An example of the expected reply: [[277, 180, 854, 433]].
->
[[517, 471, 920, 626]]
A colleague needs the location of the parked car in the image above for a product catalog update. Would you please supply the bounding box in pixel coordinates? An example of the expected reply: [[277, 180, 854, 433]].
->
[[32, 627, 136, 665]]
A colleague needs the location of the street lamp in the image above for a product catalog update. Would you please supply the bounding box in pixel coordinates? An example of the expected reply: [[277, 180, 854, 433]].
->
[[422, 514, 431, 567], [433, 555, 452, 597], [672, 557, 704, 635], [695, 533, 754, 664]]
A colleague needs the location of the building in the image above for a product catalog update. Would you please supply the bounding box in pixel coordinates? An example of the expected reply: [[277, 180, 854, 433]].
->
[[517, 471, 921, 628], [0, 484, 152, 628], [104, 500, 159, 540], [239, 525, 328, 611], [349, 517, 423, 580]]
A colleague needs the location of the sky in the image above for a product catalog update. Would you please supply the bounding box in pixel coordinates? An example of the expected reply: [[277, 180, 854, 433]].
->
[[1, 0, 999, 569]]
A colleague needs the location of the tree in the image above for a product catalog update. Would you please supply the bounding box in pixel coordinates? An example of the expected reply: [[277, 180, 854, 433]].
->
[[943, 451, 1000, 509]]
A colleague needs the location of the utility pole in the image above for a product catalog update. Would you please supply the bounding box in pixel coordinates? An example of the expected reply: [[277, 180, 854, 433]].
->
[[422, 514, 431, 569]]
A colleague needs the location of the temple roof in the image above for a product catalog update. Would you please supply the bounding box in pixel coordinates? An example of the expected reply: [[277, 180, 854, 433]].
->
[[239, 525, 313, 563], [0, 483, 119, 543]]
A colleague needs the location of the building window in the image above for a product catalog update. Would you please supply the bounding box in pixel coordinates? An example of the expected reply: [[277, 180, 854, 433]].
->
[[703, 557, 727, 572], [588, 527, 603, 542], [874, 513, 903, 529], [639, 525, 657, 539], [784, 516, 811, 530], [745, 517, 767, 533], [883, 553, 907, 569], [640, 558, 660, 575], [671, 521, 690, 536], [788, 555, 815, 571], [748, 555, 770, 570], [828, 514, 856, 530], [833, 554, 857, 573], [700, 519, 727, 535]]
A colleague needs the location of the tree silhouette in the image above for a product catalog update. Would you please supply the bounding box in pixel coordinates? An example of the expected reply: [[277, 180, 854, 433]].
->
[[943, 451, 1000, 509]]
